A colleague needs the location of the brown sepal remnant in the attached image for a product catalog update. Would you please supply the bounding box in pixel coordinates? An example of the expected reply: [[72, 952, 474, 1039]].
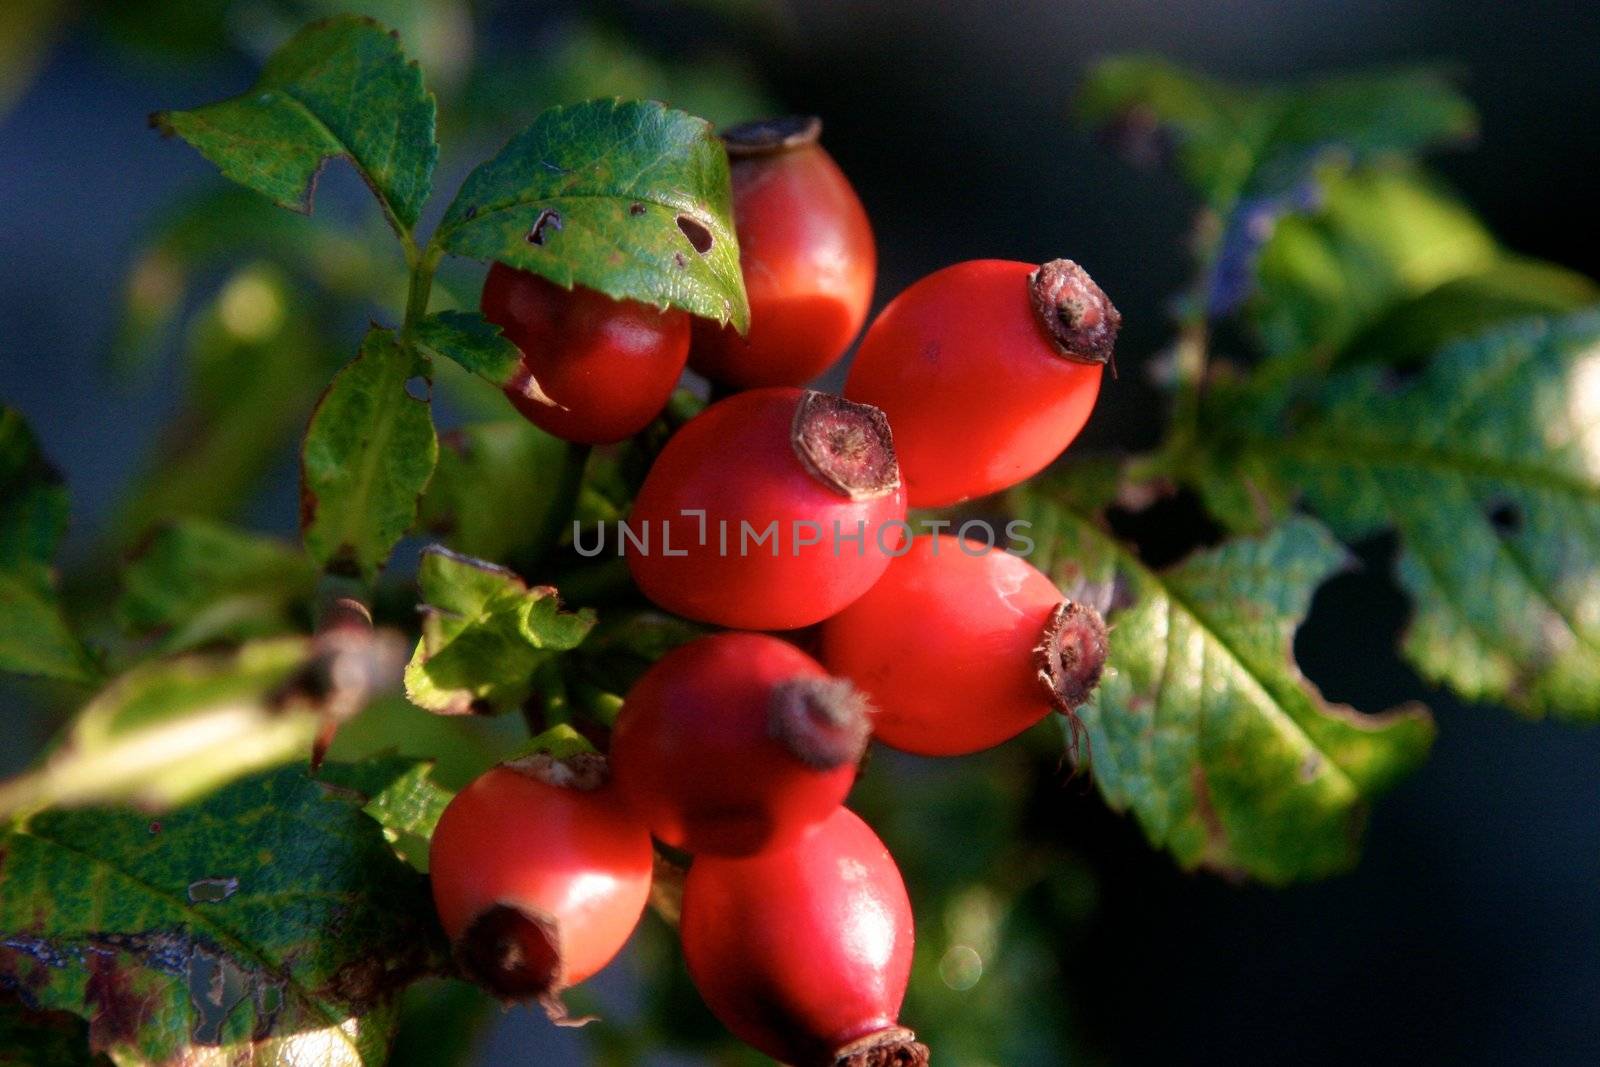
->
[[1028, 259, 1121, 366], [454, 902, 596, 1026], [1034, 600, 1110, 714], [767, 677, 873, 771], [833, 1027, 931, 1067], [721, 115, 823, 157], [791, 391, 902, 501]]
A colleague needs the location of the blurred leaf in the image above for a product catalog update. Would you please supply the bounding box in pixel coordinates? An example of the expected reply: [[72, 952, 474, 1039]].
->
[[385, 978, 494, 1067], [1250, 167, 1498, 368], [324, 694, 526, 790], [301, 328, 439, 582], [0, 408, 95, 684], [114, 264, 338, 545], [119, 520, 316, 653], [114, 186, 401, 374], [318, 755, 453, 871], [1080, 59, 1475, 315], [153, 15, 437, 233], [1017, 484, 1434, 883], [1334, 256, 1599, 372], [0, 574, 100, 686], [0, 407, 69, 582], [0, 0, 67, 131], [437, 98, 749, 331], [404, 547, 594, 716], [420, 419, 568, 565], [1200, 312, 1600, 719], [0, 762, 447, 1065], [0, 637, 317, 817]]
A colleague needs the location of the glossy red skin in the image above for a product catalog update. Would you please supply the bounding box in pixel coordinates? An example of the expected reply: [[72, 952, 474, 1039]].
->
[[611, 632, 857, 856], [821, 535, 1064, 756], [844, 259, 1102, 506], [428, 765, 653, 987], [690, 143, 875, 388], [681, 808, 914, 1064], [481, 263, 690, 444], [626, 388, 907, 629]]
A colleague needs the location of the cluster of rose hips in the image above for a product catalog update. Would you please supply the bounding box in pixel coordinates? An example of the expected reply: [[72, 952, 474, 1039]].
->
[[430, 116, 1118, 1066]]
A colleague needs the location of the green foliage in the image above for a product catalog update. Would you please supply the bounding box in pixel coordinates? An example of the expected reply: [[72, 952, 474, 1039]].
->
[[436, 98, 749, 331], [1018, 483, 1434, 881], [0, 408, 96, 684], [410, 310, 524, 390], [0, 762, 448, 1065], [404, 547, 595, 716], [118, 521, 316, 654], [0, 638, 318, 817], [1197, 313, 1600, 718], [153, 15, 437, 234], [301, 329, 439, 582]]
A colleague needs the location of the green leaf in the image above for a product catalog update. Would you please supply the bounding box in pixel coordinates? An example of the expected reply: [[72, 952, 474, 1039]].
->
[[317, 756, 454, 872], [411, 309, 540, 396], [0, 407, 95, 684], [420, 419, 568, 564], [1016, 484, 1434, 882], [1201, 311, 1600, 719], [1250, 167, 1498, 367], [1333, 256, 1599, 372], [0, 573, 98, 685], [0, 762, 447, 1065], [0, 406, 69, 577], [119, 520, 316, 653], [0, 638, 319, 817], [301, 328, 438, 582], [436, 98, 749, 331], [152, 15, 437, 233], [405, 547, 595, 716]]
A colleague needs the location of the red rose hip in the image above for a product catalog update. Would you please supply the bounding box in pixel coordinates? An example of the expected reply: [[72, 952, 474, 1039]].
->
[[690, 116, 876, 388], [681, 807, 927, 1066], [820, 535, 1108, 756], [626, 387, 906, 630], [428, 754, 653, 1016], [481, 263, 690, 444], [610, 632, 870, 856], [844, 258, 1119, 506]]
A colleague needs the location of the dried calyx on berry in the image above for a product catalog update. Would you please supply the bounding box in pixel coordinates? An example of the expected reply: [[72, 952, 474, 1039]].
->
[[833, 1027, 932, 1067], [791, 390, 901, 501], [1034, 600, 1110, 713], [1028, 259, 1122, 366], [721, 114, 824, 157]]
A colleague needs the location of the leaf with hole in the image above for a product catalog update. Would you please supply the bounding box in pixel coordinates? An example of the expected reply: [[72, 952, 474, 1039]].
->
[[1016, 480, 1433, 883], [436, 98, 748, 332], [152, 15, 437, 233]]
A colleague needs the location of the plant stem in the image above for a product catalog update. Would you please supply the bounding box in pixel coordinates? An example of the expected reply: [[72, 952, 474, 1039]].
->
[[401, 241, 442, 339]]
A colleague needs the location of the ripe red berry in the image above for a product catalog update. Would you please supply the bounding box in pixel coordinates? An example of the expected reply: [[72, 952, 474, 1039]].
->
[[690, 116, 876, 389], [681, 807, 927, 1067], [610, 632, 870, 856], [480, 263, 690, 444], [820, 535, 1108, 756], [428, 754, 653, 1016], [844, 258, 1119, 507], [626, 388, 906, 630]]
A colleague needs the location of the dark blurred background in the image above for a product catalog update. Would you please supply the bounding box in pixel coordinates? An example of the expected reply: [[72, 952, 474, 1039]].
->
[[2, 1, 1598, 1064]]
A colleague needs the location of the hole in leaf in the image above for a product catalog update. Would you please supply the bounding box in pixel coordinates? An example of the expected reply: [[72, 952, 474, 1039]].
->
[[630, 202, 646, 216], [405, 376, 430, 402], [527, 209, 563, 245], [674, 252, 688, 268], [1488, 500, 1522, 535], [676, 214, 714, 254]]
